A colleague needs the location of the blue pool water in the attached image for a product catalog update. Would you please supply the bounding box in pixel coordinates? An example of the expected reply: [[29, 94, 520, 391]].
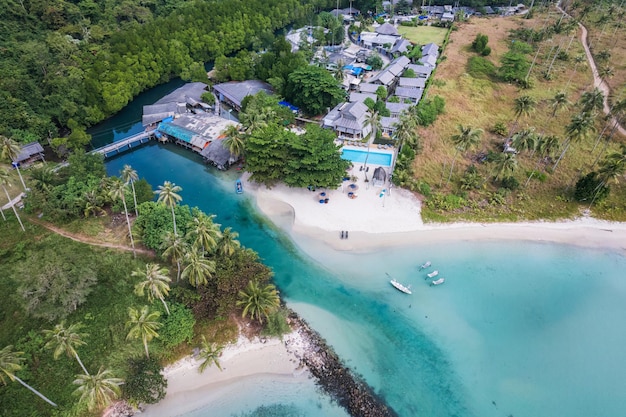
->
[[106, 144, 626, 417], [341, 148, 392, 166]]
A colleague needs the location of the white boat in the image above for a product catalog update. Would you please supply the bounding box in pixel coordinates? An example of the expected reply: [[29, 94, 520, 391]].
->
[[427, 270, 439, 279], [390, 279, 412, 295], [430, 278, 445, 286], [419, 261, 431, 270]]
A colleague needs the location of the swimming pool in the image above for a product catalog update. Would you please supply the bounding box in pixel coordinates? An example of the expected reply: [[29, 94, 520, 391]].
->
[[341, 148, 393, 167]]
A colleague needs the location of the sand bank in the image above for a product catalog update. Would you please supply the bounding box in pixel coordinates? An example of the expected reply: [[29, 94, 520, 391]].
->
[[139, 334, 307, 417], [245, 175, 626, 253]]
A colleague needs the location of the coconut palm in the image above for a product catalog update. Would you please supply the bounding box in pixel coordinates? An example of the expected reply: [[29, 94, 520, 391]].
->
[[550, 91, 571, 117], [81, 190, 106, 218], [599, 65, 614, 81], [72, 366, 123, 411], [126, 306, 162, 359], [133, 263, 172, 315], [161, 231, 188, 281], [511, 128, 538, 154], [109, 177, 135, 256], [197, 336, 224, 373], [579, 88, 604, 114], [553, 112, 597, 171], [0, 135, 26, 191], [493, 152, 518, 181], [510, 95, 537, 135], [121, 165, 139, 217], [0, 168, 25, 231], [217, 227, 241, 257], [393, 111, 419, 152], [30, 164, 55, 193], [565, 54, 586, 90], [589, 147, 626, 206], [187, 213, 221, 255], [447, 125, 483, 184], [0, 345, 57, 407], [236, 280, 280, 324], [155, 181, 182, 236], [525, 135, 561, 186], [181, 247, 216, 287], [222, 125, 245, 159], [42, 321, 90, 375]]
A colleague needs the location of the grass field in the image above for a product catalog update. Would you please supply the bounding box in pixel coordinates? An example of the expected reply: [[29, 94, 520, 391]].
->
[[397, 25, 448, 46], [412, 9, 626, 222]]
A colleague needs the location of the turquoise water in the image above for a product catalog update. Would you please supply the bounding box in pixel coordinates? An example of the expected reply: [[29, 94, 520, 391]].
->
[[106, 144, 626, 417], [341, 148, 392, 167]]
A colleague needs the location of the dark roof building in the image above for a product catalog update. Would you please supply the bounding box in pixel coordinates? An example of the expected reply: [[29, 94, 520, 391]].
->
[[16, 142, 45, 164], [375, 23, 399, 36], [213, 80, 273, 111]]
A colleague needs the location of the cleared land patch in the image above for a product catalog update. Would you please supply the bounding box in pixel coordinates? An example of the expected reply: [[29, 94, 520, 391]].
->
[[397, 25, 448, 46]]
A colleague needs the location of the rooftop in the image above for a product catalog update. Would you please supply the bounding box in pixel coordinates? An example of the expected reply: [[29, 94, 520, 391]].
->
[[213, 80, 273, 108]]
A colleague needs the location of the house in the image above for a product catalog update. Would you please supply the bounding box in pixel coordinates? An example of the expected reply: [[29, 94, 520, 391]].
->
[[390, 38, 412, 56], [375, 22, 399, 36], [385, 102, 411, 118], [359, 83, 381, 94], [370, 56, 411, 89], [142, 82, 208, 127], [15, 142, 45, 165], [349, 92, 378, 103], [323, 101, 372, 139], [406, 64, 433, 78], [381, 116, 398, 137], [398, 77, 426, 89], [157, 113, 237, 153], [213, 80, 273, 111], [395, 87, 423, 104], [420, 54, 437, 68], [422, 43, 439, 59], [441, 12, 455, 22]]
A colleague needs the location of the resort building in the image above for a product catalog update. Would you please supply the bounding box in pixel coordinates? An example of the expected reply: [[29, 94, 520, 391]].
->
[[369, 55, 411, 89], [142, 82, 209, 127], [213, 80, 273, 112], [398, 77, 426, 89], [385, 102, 411, 118], [156, 113, 237, 153], [349, 92, 378, 103], [15, 142, 45, 166], [406, 64, 433, 78], [358, 23, 412, 57], [395, 87, 423, 104], [323, 101, 372, 140]]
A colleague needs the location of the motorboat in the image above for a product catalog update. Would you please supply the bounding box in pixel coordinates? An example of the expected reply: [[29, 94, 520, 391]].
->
[[430, 278, 445, 286], [427, 270, 439, 279], [236, 179, 243, 194], [390, 279, 412, 295], [419, 261, 431, 270]]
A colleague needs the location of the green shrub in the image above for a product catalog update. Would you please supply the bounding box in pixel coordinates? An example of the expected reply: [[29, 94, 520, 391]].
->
[[263, 308, 291, 339], [492, 122, 508, 136], [471, 33, 489, 54], [575, 172, 609, 203], [415, 95, 445, 126], [159, 303, 196, 349], [500, 176, 519, 190], [467, 56, 496, 79], [124, 357, 167, 406]]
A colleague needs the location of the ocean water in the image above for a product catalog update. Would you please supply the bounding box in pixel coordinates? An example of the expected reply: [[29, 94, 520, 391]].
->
[[106, 143, 626, 417]]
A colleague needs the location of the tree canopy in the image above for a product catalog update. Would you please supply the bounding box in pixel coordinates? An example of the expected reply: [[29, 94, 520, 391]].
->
[[284, 66, 345, 116]]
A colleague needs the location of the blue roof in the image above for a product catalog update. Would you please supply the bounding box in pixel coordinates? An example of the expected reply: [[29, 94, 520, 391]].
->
[[157, 122, 195, 143], [279, 101, 299, 112], [343, 65, 363, 76]]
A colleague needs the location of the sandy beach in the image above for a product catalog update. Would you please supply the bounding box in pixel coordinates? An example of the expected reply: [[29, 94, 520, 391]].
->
[[246, 173, 626, 253], [139, 333, 310, 417]]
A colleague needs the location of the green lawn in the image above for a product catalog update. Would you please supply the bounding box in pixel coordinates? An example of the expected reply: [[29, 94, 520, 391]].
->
[[397, 26, 448, 46]]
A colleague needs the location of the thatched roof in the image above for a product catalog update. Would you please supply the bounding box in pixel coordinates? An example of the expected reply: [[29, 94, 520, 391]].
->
[[376, 23, 399, 36]]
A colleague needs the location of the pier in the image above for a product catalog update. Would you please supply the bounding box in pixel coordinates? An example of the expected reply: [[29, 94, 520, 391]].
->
[[91, 131, 154, 158]]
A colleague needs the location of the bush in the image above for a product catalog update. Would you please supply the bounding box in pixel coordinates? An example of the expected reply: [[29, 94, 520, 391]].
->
[[481, 46, 491, 56], [492, 122, 508, 136], [263, 308, 291, 339], [575, 172, 609, 203], [366, 53, 384, 70], [500, 176, 519, 190], [467, 56, 496, 79], [415, 96, 445, 126], [124, 357, 167, 406], [159, 303, 196, 349], [471, 33, 489, 54]]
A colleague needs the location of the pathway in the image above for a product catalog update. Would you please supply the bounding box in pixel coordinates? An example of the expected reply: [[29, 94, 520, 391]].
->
[[557, 1, 626, 138], [28, 217, 155, 257]]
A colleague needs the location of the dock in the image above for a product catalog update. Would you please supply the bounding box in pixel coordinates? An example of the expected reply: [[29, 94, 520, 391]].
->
[[91, 131, 154, 158]]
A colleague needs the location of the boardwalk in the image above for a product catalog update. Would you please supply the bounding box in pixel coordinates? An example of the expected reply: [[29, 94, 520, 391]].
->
[[91, 131, 154, 158]]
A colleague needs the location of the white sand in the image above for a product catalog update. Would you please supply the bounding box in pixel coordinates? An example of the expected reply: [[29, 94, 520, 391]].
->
[[139, 334, 308, 417], [245, 173, 626, 253]]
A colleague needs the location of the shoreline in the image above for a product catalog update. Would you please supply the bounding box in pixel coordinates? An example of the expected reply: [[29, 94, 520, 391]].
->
[[245, 174, 626, 254]]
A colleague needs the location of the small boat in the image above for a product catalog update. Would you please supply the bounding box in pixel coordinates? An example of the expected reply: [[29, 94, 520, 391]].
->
[[419, 261, 431, 270], [430, 278, 445, 286], [235, 179, 243, 194], [427, 270, 439, 279], [390, 279, 412, 295]]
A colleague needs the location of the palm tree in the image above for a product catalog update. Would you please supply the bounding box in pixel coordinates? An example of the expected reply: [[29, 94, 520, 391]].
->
[[579, 88, 604, 114], [0, 169, 25, 231], [525, 135, 560, 186], [155, 181, 182, 236], [553, 112, 597, 171], [133, 263, 172, 315], [589, 147, 626, 207], [197, 336, 224, 373], [222, 125, 245, 160], [236, 280, 280, 324], [511, 95, 537, 133], [0, 135, 27, 191], [447, 125, 483, 184], [511, 128, 538, 154], [42, 321, 90, 375], [565, 54, 586, 90], [187, 213, 221, 255], [599, 65, 614, 81], [363, 111, 381, 176], [121, 165, 139, 217], [393, 111, 419, 153], [217, 227, 240, 257], [160, 231, 188, 281], [126, 306, 162, 359], [181, 248, 216, 287], [109, 177, 136, 256], [493, 152, 518, 180], [30, 164, 55, 193], [0, 345, 57, 407], [550, 91, 571, 117], [72, 366, 123, 411]]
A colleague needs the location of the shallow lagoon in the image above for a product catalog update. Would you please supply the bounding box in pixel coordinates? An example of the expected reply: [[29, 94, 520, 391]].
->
[[107, 144, 626, 417]]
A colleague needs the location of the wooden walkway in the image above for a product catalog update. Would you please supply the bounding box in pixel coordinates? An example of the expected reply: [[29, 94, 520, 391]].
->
[[91, 131, 154, 158]]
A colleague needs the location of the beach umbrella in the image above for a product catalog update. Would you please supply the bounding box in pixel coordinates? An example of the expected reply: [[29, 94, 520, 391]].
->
[[348, 184, 359, 191]]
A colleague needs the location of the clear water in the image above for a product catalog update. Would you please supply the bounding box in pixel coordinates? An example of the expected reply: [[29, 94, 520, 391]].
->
[[341, 149, 392, 166], [105, 144, 626, 417]]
